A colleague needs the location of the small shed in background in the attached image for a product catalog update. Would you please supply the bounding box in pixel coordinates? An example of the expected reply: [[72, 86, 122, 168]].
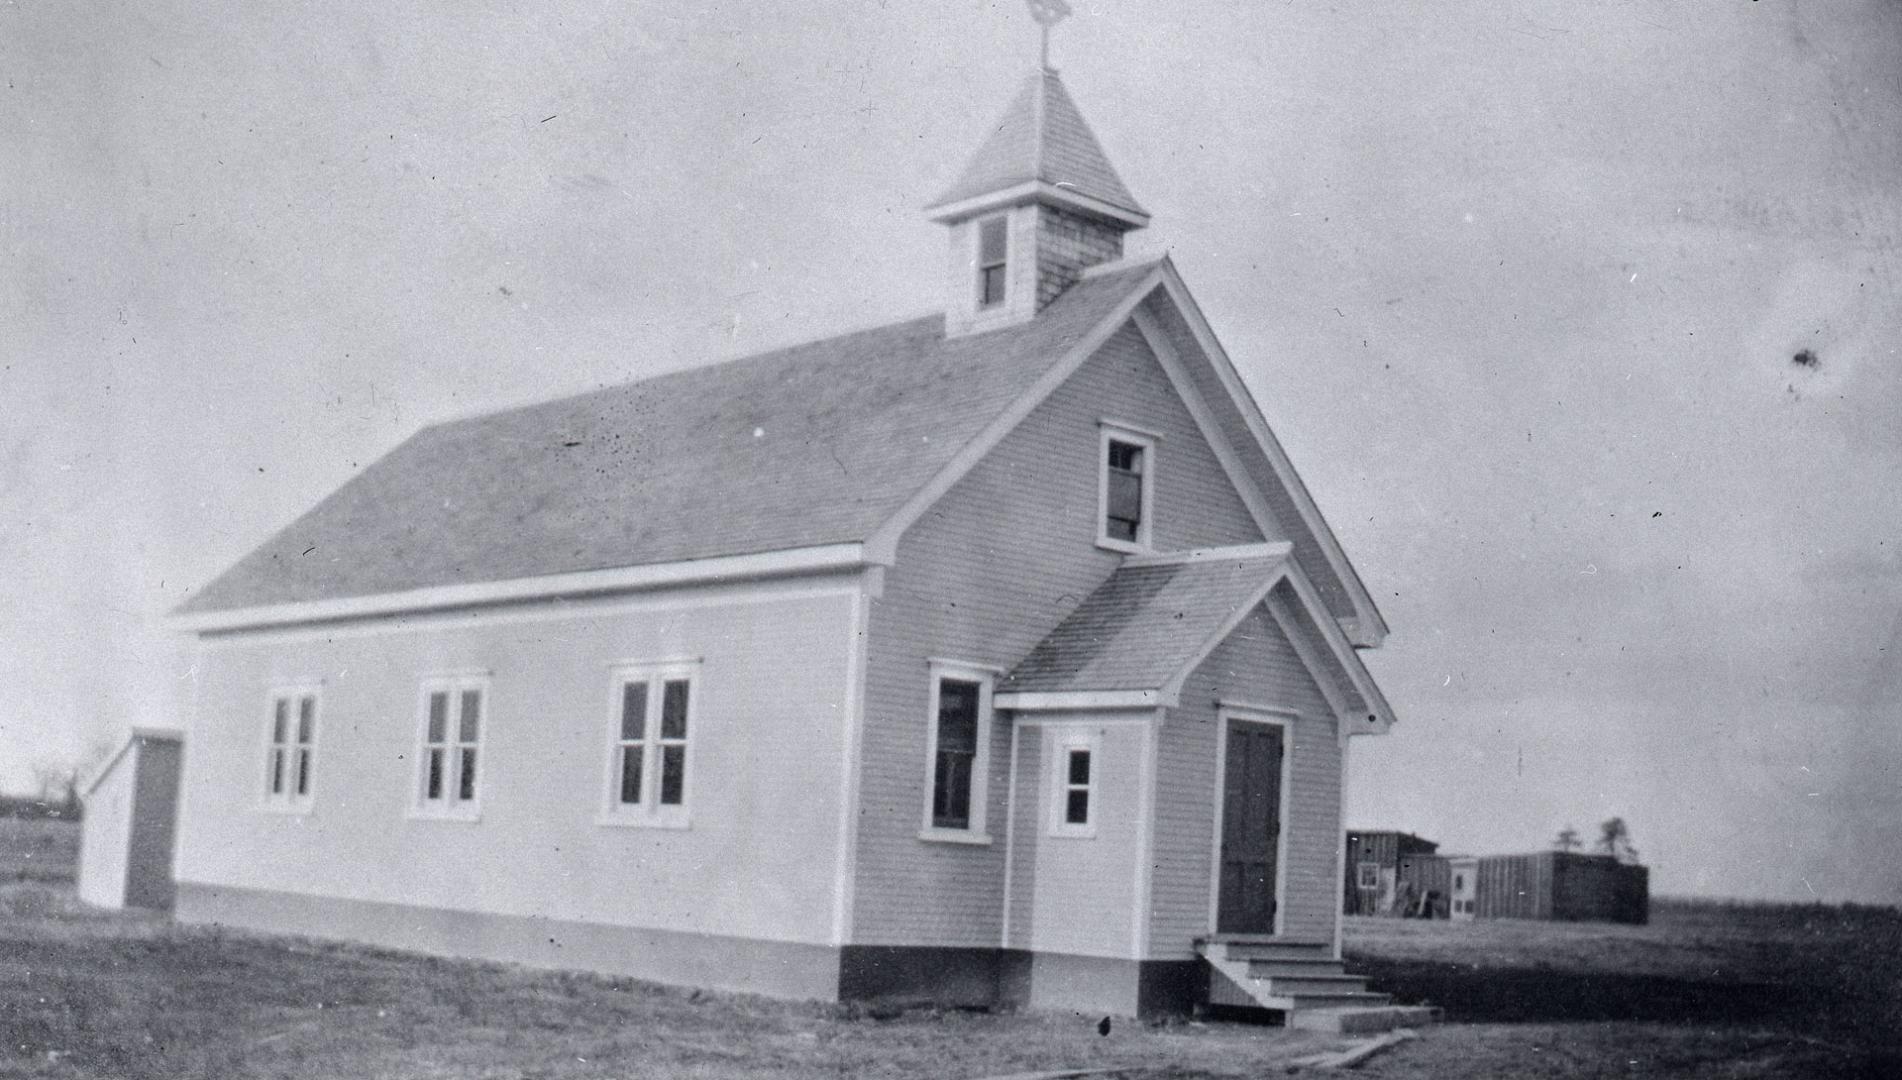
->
[[1344, 830, 1443, 916], [1463, 851, 1648, 924], [78, 728, 184, 911]]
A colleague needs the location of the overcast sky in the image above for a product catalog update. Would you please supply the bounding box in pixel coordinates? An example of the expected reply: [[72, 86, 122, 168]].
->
[[5, 1, 1898, 904]]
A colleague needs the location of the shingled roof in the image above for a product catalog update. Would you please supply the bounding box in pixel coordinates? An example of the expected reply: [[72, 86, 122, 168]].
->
[[1003, 546, 1292, 696], [181, 260, 1163, 614], [928, 68, 1147, 220], [1002, 543, 1381, 721]]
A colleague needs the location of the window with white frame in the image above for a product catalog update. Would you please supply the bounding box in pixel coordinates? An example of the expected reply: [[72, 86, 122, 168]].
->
[[922, 662, 994, 841], [1357, 862, 1380, 890], [976, 216, 1008, 308], [415, 673, 487, 818], [1048, 731, 1099, 837], [603, 662, 696, 825], [263, 687, 319, 810], [1098, 424, 1156, 550]]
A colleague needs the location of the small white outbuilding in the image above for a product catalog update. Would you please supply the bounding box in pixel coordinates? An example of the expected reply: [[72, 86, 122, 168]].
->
[[78, 728, 184, 910]]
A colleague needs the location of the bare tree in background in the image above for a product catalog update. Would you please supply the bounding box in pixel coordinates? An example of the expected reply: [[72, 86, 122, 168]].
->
[[29, 759, 68, 803], [1598, 817, 1640, 864]]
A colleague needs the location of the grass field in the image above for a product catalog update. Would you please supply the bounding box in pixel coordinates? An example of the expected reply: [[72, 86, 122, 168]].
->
[[1344, 905, 1902, 1079], [0, 819, 1346, 1079], [4, 817, 1899, 1078]]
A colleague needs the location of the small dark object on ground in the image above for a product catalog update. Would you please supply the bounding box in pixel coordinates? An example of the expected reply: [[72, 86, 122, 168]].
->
[[1097, 1015, 1112, 1036], [1793, 348, 1820, 368]]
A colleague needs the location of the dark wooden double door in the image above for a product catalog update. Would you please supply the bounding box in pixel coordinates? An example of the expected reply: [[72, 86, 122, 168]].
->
[[1216, 720, 1284, 935]]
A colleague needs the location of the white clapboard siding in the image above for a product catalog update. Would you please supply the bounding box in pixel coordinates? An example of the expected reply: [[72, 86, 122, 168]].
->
[[175, 585, 858, 948], [853, 322, 1270, 946], [1149, 605, 1343, 954]]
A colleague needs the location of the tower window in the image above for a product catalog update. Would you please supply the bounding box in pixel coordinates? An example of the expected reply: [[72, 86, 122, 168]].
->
[[977, 216, 1008, 308]]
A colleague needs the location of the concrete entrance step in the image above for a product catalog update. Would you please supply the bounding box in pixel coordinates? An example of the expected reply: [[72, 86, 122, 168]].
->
[[1287, 1004, 1443, 1035]]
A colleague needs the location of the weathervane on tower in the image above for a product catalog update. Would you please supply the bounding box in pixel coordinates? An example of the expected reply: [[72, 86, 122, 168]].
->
[[1027, 0, 1073, 71]]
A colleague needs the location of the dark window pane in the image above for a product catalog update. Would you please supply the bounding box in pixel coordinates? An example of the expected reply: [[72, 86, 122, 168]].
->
[[980, 265, 1006, 306], [426, 748, 443, 800], [1107, 440, 1143, 473], [1068, 749, 1090, 786], [427, 693, 448, 743], [937, 679, 980, 752], [270, 748, 284, 795], [272, 699, 288, 744], [1066, 788, 1090, 825], [619, 746, 642, 805], [621, 682, 648, 741], [458, 748, 477, 802], [979, 217, 1007, 264], [297, 697, 315, 744], [458, 690, 481, 742], [933, 752, 971, 829], [296, 748, 311, 796], [661, 681, 690, 740], [660, 745, 685, 805], [1105, 516, 1138, 542], [1107, 468, 1143, 525]]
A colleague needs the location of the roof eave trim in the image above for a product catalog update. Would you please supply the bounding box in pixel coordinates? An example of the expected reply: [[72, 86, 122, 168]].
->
[[924, 180, 1150, 228], [172, 543, 878, 635], [1121, 541, 1293, 568], [994, 689, 1168, 711], [1149, 263, 1390, 647], [1273, 560, 1398, 735]]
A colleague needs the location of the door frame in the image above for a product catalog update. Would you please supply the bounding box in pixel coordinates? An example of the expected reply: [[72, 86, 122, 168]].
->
[[1207, 704, 1295, 936]]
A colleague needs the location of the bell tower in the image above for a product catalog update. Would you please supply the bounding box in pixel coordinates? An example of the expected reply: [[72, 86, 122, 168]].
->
[[926, 4, 1150, 338]]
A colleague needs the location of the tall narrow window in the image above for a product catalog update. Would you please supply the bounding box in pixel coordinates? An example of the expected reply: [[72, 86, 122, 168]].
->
[[415, 673, 487, 819], [603, 662, 696, 826], [977, 216, 1008, 308], [1049, 731, 1099, 837], [263, 686, 319, 811], [921, 662, 994, 842], [932, 680, 980, 828], [1097, 425, 1157, 551]]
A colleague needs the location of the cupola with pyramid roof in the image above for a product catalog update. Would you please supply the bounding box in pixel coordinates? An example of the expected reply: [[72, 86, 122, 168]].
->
[[926, 64, 1150, 337]]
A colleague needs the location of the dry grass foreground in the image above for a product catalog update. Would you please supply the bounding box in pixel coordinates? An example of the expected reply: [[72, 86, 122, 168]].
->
[[1340, 905, 1902, 1079], [6, 817, 1901, 1078], [0, 819, 1342, 1079]]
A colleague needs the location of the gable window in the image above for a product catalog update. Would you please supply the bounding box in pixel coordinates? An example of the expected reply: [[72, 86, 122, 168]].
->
[[1048, 731, 1100, 838], [1097, 423, 1158, 551], [414, 672, 487, 820], [976, 216, 1008, 308], [601, 662, 696, 827], [921, 661, 995, 843], [262, 686, 319, 811]]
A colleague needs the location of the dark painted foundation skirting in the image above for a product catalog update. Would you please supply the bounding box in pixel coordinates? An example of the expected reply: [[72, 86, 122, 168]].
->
[[1136, 959, 1208, 1017], [176, 882, 1206, 1017], [174, 881, 843, 1001], [841, 945, 1204, 1018], [837, 945, 1002, 1006]]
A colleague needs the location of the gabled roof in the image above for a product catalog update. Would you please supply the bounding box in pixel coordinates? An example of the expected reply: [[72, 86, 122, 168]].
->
[[997, 543, 1394, 730], [181, 255, 1389, 664], [180, 261, 1163, 615], [1004, 545, 1293, 696], [927, 68, 1147, 222]]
